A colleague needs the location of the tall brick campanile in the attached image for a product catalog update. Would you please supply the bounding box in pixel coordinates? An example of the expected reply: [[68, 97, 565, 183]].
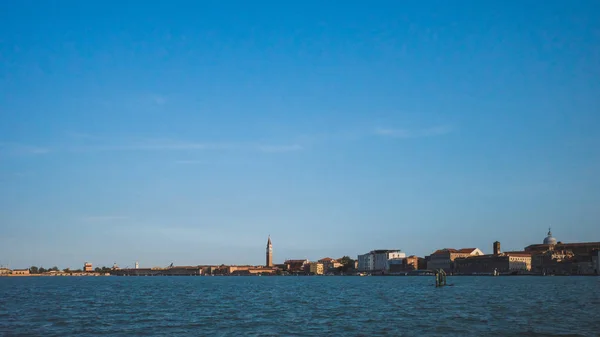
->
[[266, 236, 273, 267], [493, 241, 501, 256]]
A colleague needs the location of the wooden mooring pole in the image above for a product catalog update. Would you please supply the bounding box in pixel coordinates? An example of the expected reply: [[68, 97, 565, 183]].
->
[[435, 269, 447, 287]]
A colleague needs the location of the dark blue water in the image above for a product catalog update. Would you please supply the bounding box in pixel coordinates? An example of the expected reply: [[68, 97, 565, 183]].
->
[[1, 276, 599, 336]]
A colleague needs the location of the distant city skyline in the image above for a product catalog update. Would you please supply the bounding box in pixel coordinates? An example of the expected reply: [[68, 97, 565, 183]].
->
[[0, 229, 583, 270], [1, 1, 599, 268]]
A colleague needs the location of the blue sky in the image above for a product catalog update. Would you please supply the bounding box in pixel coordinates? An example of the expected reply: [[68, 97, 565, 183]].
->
[[1, 1, 599, 269]]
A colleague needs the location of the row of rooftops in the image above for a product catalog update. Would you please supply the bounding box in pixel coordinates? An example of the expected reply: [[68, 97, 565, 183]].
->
[[525, 242, 600, 249], [430, 248, 480, 255], [457, 252, 533, 259]]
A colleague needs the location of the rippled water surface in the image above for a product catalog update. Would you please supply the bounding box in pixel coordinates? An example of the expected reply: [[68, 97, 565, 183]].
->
[[1, 276, 599, 336]]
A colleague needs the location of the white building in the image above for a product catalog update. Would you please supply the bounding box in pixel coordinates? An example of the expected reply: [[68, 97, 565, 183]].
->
[[357, 253, 374, 272], [358, 250, 406, 273]]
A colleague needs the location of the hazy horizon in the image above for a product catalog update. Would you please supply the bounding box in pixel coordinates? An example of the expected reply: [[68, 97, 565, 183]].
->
[[1, 1, 599, 269]]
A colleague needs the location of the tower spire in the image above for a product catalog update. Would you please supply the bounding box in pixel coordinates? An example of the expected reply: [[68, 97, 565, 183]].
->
[[266, 235, 273, 267]]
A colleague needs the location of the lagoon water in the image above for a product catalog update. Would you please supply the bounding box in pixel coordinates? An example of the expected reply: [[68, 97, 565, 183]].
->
[[1, 276, 599, 336]]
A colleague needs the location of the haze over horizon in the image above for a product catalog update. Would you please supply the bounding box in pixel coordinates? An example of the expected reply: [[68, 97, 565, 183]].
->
[[1, 1, 599, 269]]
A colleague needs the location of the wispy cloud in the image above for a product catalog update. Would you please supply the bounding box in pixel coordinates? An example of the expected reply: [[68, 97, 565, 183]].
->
[[375, 125, 453, 139], [174, 160, 204, 165], [68, 139, 236, 152], [65, 137, 305, 154], [81, 216, 130, 222], [0, 142, 50, 155], [257, 144, 303, 153]]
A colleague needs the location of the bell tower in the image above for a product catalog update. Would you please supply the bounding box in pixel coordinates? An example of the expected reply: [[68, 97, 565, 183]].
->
[[493, 241, 501, 256], [266, 236, 273, 267]]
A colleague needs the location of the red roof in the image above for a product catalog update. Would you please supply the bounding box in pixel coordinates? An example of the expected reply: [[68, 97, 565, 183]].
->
[[318, 257, 334, 262], [431, 248, 480, 255], [431, 248, 458, 255]]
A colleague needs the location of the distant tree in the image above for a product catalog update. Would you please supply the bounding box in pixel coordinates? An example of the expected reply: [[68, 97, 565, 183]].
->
[[29, 266, 39, 274], [338, 256, 356, 273], [50, 266, 59, 271], [63, 268, 71, 273], [94, 267, 101, 272], [39, 267, 47, 273], [339, 256, 353, 265], [73, 269, 82, 273]]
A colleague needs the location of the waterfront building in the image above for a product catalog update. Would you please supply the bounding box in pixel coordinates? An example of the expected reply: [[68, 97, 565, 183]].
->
[[507, 252, 532, 271], [357, 250, 406, 273], [284, 259, 309, 273], [247, 267, 276, 275], [83, 262, 93, 272], [573, 258, 596, 275], [452, 242, 531, 274], [454, 252, 532, 275], [357, 253, 373, 272], [531, 250, 573, 275], [407, 256, 426, 270], [224, 265, 275, 275], [237, 267, 277, 275], [526, 229, 600, 275], [388, 255, 426, 273], [0, 268, 11, 275], [318, 257, 339, 272], [112, 265, 204, 276], [12, 269, 30, 275], [386, 258, 404, 273], [309, 262, 324, 275], [319, 257, 343, 272], [266, 236, 273, 267], [426, 248, 484, 272], [226, 265, 252, 274], [332, 260, 343, 269], [223, 265, 276, 275]]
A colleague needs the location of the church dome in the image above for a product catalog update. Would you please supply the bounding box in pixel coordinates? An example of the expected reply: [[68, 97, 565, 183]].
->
[[543, 228, 557, 245]]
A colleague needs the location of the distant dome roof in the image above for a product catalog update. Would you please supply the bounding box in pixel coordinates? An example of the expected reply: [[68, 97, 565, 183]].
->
[[543, 228, 557, 245]]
